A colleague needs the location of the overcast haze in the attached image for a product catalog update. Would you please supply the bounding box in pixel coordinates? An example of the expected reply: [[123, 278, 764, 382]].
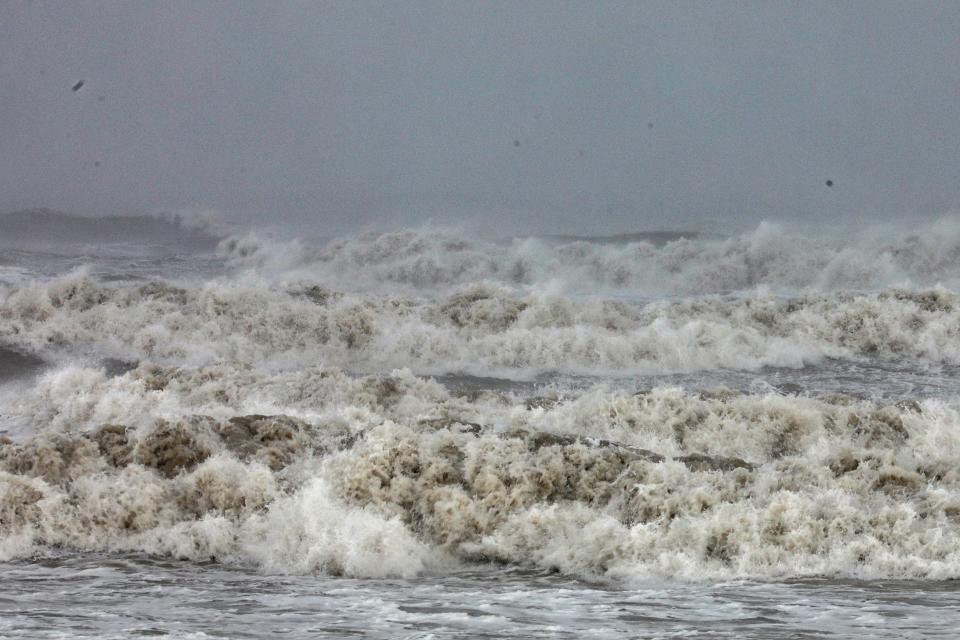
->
[[2, 1, 959, 236]]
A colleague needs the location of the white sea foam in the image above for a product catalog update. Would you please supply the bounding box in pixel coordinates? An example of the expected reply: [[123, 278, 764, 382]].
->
[[2, 219, 959, 584], [2, 367, 959, 581], [217, 217, 960, 295], [0, 271, 957, 380]]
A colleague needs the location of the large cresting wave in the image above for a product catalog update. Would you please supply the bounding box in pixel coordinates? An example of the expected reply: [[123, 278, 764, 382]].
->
[[2, 365, 960, 581]]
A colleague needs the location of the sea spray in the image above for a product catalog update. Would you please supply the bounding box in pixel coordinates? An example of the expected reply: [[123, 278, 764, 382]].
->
[[2, 366, 959, 581]]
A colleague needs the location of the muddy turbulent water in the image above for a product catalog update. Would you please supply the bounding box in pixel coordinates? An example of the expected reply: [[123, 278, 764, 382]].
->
[[2, 216, 960, 638]]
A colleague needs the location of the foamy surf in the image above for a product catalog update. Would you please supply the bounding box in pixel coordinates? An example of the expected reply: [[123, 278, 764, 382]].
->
[[217, 218, 960, 295], [2, 364, 960, 583], [2, 220, 960, 639], [1, 272, 958, 382]]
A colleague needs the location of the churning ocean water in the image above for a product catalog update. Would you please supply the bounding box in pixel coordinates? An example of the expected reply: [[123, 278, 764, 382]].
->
[[2, 212, 960, 638]]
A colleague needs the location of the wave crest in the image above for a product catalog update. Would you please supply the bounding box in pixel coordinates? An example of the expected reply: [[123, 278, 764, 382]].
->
[[2, 370, 960, 580], [1, 273, 958, 378], [217, 218, 960, 295]]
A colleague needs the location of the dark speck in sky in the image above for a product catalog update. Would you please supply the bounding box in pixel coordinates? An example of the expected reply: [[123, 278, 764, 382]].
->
[[826, 179, 834, 187], [513, 140, 520, 147], [71, 80, 84, 92]]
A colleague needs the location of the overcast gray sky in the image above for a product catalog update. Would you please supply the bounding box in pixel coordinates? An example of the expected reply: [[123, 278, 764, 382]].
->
[[2, 1, 959, 236]]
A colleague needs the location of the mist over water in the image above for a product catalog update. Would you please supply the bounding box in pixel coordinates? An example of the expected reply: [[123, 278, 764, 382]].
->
[[4, 3, 960, 234]]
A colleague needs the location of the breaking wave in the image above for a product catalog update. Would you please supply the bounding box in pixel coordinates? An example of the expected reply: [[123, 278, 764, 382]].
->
[[2, 365, 960, 581], [1, 272, 957, 378], [3, 216, 960, 584], [217, 217, 960, 295]]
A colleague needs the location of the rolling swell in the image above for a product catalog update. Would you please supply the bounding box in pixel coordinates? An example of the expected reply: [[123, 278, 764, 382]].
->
[[2, 365, 960, 581]]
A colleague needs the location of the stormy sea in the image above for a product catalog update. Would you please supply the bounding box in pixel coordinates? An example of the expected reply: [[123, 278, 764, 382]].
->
[[2, 210, 960, 638]]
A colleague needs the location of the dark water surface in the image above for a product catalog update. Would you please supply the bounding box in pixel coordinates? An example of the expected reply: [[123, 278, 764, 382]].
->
[[0, 346, 44, 384], [2, 554, 959, 639]]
